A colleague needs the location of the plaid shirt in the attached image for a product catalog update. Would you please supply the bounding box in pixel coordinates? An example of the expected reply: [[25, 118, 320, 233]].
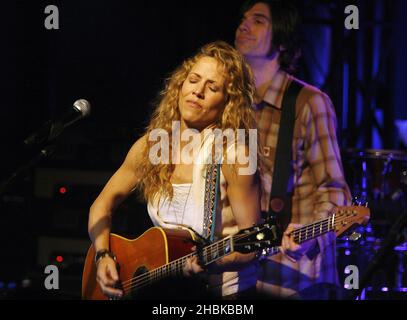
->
[[256, 69, 352, 298]]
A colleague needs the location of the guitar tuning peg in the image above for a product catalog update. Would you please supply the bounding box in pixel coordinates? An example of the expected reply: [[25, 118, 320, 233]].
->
[[258, 248, 272, 261], [349, 232, 362, 241], [352, 196, 369, 207]]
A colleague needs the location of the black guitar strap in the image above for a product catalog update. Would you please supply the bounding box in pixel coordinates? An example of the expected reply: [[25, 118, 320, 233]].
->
[[267, 79, 304, 231]]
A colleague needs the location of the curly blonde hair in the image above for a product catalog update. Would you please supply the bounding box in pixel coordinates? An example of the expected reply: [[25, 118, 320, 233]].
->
[[135, 41, 261, 203]]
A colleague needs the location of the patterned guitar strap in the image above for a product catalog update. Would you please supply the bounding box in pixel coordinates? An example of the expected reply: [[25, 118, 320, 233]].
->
[[203, 163, 221, 243]]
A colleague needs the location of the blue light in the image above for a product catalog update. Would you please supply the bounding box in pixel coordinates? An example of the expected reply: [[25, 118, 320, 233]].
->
[[7, 282, 17, 289], [381, 287, 389, 292], [345, 250, 351, 256]]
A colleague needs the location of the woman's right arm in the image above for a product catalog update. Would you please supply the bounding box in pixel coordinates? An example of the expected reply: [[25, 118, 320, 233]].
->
[[88, 135, 146, 298]]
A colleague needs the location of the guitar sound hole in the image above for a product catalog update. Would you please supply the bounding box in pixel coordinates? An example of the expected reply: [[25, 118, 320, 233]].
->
[[129, 265, 208, 300], [134, 266, 149, 277], [124, 266, 149, 300]]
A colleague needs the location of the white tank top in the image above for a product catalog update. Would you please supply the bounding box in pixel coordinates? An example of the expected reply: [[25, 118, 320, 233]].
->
[[153, 183, 199, 232], [146, 129, 258, 297]]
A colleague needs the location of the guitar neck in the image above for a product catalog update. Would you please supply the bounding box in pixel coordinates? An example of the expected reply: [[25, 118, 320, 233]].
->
[[140, 236, 235, 287], [150, 217, 337, 278], [200, 236, 235, 265], [132, 215, 342, 289], [291, 215, 336, 244], [266, 214, 337, 256]]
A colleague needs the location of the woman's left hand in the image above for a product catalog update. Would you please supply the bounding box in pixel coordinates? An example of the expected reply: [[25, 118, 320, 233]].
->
[[280, 223, 317, 263]]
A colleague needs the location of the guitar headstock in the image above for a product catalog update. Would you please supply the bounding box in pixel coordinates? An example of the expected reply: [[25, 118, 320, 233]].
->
[[233, 222, 280, 254], [333, 205, 371, 237]]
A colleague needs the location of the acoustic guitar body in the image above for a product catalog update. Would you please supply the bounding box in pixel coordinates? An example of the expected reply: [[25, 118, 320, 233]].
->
[[82, 227, 195, 300]]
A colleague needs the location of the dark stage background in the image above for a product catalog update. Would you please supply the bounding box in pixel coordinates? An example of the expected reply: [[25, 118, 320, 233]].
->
[[1, 0, 407, 300]]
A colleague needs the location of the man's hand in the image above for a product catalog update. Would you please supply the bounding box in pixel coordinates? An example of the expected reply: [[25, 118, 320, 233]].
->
[[280, 223, 317, 263]]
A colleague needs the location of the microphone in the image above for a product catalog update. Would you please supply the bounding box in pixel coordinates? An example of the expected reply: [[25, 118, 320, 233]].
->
[[23, 99, 91, 146]]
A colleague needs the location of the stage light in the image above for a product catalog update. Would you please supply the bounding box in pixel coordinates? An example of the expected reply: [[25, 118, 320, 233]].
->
[[59, 187, 67, 194]]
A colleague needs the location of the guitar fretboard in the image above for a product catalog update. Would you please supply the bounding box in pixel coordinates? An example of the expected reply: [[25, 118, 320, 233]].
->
[[291, 214, 336, 244], [133, 216, 338, 290], [119, 207, 368, 297], [265, 214, 337, 256], [130, 236, 234, 292]]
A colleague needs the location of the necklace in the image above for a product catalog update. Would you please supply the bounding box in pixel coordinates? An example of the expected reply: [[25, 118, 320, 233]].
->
[[175, 183, 193, 226], [159, 183, 193, 227]]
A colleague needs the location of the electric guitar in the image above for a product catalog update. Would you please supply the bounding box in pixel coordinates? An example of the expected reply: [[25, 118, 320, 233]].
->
[[262, 205, 371, 257], [82, 205, 370, 300]]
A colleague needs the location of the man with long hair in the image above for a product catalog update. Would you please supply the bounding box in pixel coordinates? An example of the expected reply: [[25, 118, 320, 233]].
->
[[235, 0, 351, 299]]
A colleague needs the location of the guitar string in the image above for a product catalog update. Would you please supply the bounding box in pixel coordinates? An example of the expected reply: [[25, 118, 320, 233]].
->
[[117, 209, 365, 293], [118, 230, 253, 288], [119, 214, 354, 296], [267, 213, 360, 255], [290, 217, 333, 240], [118, 214, 354, 295], [120, 238, 249, 295], [118, 215, 354, 295], [292, 209, 364, 236], [119, 250, 233, 295], [117, 210, 358, 289], [290, 211, 360, 241], [118, 229, 262, 293], [119, 222, 335, 296], [118, 215, 342, 290]]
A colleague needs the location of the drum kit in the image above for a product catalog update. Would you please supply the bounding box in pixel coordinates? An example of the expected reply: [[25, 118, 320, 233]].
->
[[339, 149, 407, 297]]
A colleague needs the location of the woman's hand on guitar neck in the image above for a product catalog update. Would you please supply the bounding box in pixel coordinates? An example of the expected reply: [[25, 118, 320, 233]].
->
[[183, 255, 205, 277], [96, 256, 123, 298]]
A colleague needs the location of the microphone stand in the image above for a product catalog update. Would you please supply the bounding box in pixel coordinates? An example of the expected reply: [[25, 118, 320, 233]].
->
[[0, 144, 57, 195], [1, 117, 71, 195]]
